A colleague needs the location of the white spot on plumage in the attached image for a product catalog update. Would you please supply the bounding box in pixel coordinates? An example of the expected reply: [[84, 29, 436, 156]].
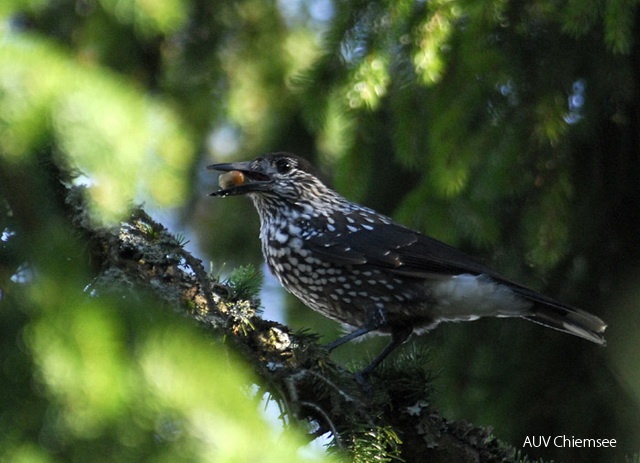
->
[[289, 237, 303, 250], [288, 224, 301, 235], [274, 229, 288, 243]]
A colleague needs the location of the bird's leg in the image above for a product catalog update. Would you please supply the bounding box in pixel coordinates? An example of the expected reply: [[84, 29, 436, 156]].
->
[[324, 304, 387, 352], [323, 307, 413, 388], [324, 325, 378, 352], [355, 326, 413, 383]]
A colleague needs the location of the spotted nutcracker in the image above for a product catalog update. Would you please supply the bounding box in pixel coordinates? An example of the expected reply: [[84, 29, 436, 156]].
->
[[208, 152, 606, 375]]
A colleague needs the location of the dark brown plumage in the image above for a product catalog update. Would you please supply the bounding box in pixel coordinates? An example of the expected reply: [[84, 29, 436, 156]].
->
[[208, 152, 607, 375]]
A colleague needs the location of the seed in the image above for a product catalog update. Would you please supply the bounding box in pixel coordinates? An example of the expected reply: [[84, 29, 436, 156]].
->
[[219, 170, 245, 189]]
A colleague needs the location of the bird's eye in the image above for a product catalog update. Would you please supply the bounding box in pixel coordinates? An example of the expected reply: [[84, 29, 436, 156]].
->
[[275, 158, 293, 174]]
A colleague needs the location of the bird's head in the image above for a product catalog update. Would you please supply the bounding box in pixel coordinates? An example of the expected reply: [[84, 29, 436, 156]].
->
[[208, 152, 327, 203]]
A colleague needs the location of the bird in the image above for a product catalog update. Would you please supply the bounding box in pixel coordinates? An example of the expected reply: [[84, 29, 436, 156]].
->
[[208, 152, 607, 376]]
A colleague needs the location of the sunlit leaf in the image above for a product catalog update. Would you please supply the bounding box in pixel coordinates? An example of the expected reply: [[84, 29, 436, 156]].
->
[[0, 32, 195, 222], [99, 0, 189, 36]]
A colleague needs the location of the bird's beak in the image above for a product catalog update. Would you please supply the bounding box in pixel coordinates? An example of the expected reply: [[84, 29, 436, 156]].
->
[[207, 161, 273, 197]]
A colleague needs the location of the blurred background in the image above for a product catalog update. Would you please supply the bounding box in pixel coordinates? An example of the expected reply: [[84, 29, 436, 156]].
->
[[1, 1, 640, 462]]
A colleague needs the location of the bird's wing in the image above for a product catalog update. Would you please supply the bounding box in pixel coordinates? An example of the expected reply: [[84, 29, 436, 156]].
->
[[304, 218, 496, 278], [304, 217, 607, 344]]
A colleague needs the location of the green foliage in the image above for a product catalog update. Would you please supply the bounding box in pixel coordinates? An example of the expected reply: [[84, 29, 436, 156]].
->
[[98, 0, 189, 37], [1, 266, 330, 463], [350, 426, 403, 463], [517, 0, 640, 54], [173, 232, 190, 248], [226, 264, 263, 302], [223, 264, 264, 335], [0, 32, 195, 222], [0, 3, 331, 461], [375, 344, 434, 401], [2, 0, 640, 461], [0, 290, 324, 462]]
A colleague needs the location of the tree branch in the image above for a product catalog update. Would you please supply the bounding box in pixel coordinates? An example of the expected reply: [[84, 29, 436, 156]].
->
[[67, 187, 524, 463]]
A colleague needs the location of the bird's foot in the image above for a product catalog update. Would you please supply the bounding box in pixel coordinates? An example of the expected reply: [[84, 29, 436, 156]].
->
[[354, 369, 374, 395]]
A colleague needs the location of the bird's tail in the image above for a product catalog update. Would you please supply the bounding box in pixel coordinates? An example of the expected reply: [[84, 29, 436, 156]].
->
[[513, 294, 605, 348], [523, 303, 607, 345], [505, 284, 607, 345]]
